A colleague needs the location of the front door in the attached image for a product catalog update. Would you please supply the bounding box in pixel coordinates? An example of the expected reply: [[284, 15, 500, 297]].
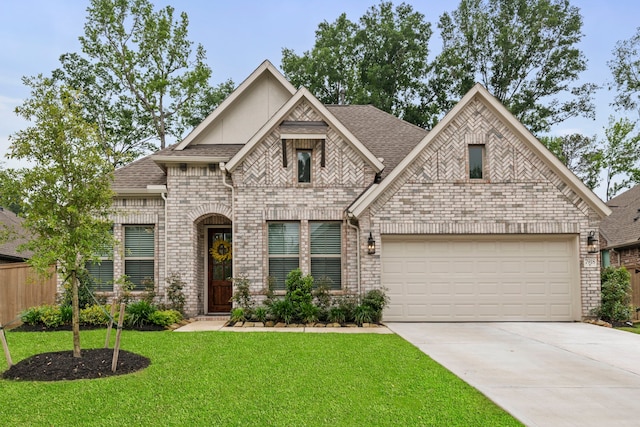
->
[[208, 228, 232, 313]]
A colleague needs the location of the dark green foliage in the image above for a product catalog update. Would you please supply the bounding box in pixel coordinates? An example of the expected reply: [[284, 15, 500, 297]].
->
[[354, 305, 376, 326], [594, 266, 633, 323], [230, 308, 246, 323], [148, 310, 182, 327], [299, 302, 320, 324], [360, 288, 390, 323], [125, 300, 157, 328], [20, 306, 46, 325], [140, 280, 156, 304], [270, 299, 295, 325], [327, 306, 347, 324], [253, 307, 268, 323], [62, 271, 100, 309], [165, 273, 186, 314], [231, 275, 255, 318], [79, 304, 111, 326]]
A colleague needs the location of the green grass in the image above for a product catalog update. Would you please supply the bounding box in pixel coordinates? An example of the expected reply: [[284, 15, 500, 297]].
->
[[0, 330, 521, 426]]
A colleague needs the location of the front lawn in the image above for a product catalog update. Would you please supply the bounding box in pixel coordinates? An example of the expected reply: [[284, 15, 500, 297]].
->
[[0, 330, 521, 426]]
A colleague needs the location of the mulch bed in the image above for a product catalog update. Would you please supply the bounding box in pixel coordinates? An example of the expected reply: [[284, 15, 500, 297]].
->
[[2, 348, 150, 381]]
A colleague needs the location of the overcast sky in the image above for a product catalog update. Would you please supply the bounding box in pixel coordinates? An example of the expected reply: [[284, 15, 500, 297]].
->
[[1, 1, 639, 199]]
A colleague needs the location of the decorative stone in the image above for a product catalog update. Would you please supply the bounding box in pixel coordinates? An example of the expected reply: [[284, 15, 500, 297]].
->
[[234, 322, 244, 328], [243, 322, 255, 327], [265, 321, 275, 327], [275, 322, 286, 328]]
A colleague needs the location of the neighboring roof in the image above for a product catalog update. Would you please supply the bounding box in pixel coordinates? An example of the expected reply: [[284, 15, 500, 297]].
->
[[600, 185, 640, 249], [326, 105, 428, 177], [225, 88, 385, 173], [0, 207, 32, 261], [349, 83, 612, 219]]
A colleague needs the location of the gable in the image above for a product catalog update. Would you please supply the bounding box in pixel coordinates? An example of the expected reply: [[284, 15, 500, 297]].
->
[[225, 88, 384, 174], [176, 60, 296, 149], [350, 84, 611, 219], [235, 100, 373, 187]]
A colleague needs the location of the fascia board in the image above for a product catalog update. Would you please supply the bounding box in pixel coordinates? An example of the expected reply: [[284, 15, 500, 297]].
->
[[175, 60, 296, 151]]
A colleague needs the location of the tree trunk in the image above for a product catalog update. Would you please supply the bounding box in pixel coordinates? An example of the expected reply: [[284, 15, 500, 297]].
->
[[71, 270, 81, 358]]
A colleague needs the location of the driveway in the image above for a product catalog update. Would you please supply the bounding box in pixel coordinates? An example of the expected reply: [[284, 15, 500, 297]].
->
[[386, 322, 640, 427]]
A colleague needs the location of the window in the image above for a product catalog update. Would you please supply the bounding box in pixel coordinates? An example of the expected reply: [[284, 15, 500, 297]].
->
[[310, 222, 341, 290], [601, 250, 610, 268], [468, 145, 485, 179], [297, 150, 312, 183], [125, 225, 155, 291], [85, 229, 114, 292], [268, 222, 299, 290]]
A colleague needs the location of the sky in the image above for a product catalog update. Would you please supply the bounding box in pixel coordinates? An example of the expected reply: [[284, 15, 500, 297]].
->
[[1, 0, 639, 200]]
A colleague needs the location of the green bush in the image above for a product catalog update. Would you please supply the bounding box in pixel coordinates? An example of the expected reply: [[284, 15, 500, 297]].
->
[[595, 266, 633, 323], [270, 299, 295, 324], [148, 310, 182, 327], [230, 307, 246, 323], [327, 306, 346, 324], [59, 305, 73, 324], [40, 305, 64, 328], [80, 304, 111, 326], [231, 275, 255, 318], [166, 273, 186, 314], [253, 306, 268, 323], [334, 294, 358, 323], [354, 305, 375, 326], [360, 288, 389, 323], [21, 305, 44, 325], [125, 300, 156, 328], [299, 302, 320, 324]]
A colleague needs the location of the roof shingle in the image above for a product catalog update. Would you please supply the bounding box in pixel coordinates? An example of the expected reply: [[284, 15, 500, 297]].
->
[[600, 185, 640, 248]]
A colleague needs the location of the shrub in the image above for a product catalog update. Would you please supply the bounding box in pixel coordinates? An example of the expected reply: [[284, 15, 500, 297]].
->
[[270, 299, 295, 324], [61, 271, 98, 308], [594, 266, 633, 323], [230, 307, 246, 323], [354, 304, 375, 326], [59, 305, 73, 324], [327, 306, 346, 324], [125, 300, 156, 328], [253, 306, 268, 323], [299, 302, 319, 324], [360, 288, 390, 323], [313, 279, 333, 321], [334, 294, 358, 323], [21, 306, 44, 325], [165, 273, 186, 314], [40, 305, 64, 328], [148, 309, 182, 327], [231, 275, 255, 317], [140, 279, 156, 304], [80, 304, 111, 326]]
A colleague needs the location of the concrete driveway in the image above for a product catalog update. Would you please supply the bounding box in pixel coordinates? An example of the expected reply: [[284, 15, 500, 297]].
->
[[386, 322, 640, 427]]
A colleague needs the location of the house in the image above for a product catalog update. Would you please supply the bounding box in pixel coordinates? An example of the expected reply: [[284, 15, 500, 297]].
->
[[0, 207, 31, 264], [599, 185, 640, 319], [105, 60, 610, 321]]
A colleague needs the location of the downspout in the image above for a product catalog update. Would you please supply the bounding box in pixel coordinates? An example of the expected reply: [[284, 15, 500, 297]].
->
[[219, 163, 235, 280], [345, 214, 361, 299], [161, 192, 168, 286]]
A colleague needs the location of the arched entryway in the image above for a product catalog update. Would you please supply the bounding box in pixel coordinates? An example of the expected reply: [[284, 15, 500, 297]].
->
[[207, 226, 232, 312], [191, 209, 232, 314]]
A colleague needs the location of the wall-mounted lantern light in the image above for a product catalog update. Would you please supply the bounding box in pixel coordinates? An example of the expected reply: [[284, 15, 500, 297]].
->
[[587, 231, 599, 254], [367, 232, 376, 255], [179, 163, 187, 172]]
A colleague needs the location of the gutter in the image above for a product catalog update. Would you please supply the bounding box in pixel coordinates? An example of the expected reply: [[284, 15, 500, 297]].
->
[[345, 214, 361, 300]]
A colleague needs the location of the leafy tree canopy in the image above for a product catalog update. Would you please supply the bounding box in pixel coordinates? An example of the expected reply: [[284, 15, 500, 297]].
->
[[539, 133, 601, 190], [434, 0, 596, 134], [282, 2, 432, 126], [599, 116, 640, 200], [55, 0, 233, 162]]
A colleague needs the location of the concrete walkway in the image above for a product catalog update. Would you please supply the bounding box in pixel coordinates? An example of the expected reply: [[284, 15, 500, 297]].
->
[[174, 320, 393, 334], [386, 322, 640, 427]]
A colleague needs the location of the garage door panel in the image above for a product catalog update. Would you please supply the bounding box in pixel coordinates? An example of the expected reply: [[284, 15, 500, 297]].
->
[[382, 235, 578, 321]]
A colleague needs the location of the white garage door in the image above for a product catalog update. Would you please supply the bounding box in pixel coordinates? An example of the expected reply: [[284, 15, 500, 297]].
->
[[382, 235, 579, 322]]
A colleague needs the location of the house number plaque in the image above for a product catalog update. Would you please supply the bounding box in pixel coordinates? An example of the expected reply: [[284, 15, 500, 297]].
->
[[583, 257, 597, 268]]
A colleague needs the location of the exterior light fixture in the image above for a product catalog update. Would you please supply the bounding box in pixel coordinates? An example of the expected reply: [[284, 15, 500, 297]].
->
[[587, 231, 598, 254], [179, 163, 187, 172], [367, 232, 376, 255]]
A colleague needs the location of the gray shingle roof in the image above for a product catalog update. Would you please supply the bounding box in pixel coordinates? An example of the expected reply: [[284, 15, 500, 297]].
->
[[600, 185, 640, 248], [0, 208, 32, 261], [113, 105, 427, 189], [326, 105, 428, 177]]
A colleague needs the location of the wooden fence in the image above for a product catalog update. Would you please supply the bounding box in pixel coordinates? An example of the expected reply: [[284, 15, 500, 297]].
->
[[0, 263, 57, 326]]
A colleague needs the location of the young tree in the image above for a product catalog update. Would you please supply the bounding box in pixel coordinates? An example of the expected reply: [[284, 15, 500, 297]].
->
[[539, 133, 601, 189], [4, 76, 114, 357], [434, 0, 596, 134], [77, 0, 233, 150], [600, 117, 640, 200], [282, 2, 432, 126]]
